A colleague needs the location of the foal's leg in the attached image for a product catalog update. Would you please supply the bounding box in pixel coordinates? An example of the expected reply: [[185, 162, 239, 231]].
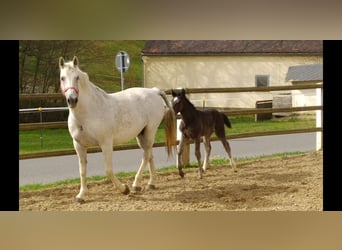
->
[[101, 141, 130, 195], [194, 138, 203, 179], [202, 136, 212, 172], [218, 137, 237, 172], [73, 140, 88, 202], [215, 123, 237, 172], [176, 134, 187, 178]]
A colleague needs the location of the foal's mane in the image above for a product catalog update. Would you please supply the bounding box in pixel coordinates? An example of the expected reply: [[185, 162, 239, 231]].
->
[[183, 94, 197, 111], [180, 93, 200, 122]]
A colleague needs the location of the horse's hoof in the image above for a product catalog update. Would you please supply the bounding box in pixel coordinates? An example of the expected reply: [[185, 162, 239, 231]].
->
[[146, 184, 157, 190], [122, 184, 130, 195], [75, 197, 85, 204], [179, 170, 185, 178]]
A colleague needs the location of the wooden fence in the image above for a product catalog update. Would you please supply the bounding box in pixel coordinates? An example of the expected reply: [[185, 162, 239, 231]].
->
[[19, 84, 323, 160]]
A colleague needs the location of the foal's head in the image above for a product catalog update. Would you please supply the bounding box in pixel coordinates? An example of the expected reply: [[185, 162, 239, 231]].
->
[[171, 88, 188, 114]]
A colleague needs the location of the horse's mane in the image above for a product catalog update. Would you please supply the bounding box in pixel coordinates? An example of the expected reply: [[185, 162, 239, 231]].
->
[[65, 61, 108, 96]]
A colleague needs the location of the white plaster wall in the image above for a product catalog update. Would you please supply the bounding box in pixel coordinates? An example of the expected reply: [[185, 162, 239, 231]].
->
[[142, 55, 322, 108]]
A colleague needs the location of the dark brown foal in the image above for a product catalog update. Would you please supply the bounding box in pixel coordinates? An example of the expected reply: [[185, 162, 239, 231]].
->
[[171, 88, 237, 179]]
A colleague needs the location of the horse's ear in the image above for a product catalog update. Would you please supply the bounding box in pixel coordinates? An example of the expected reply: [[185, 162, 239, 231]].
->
[[59, 57, 64, 69], [73, 56, 79, 68], [171, 89, 176, 97], [181, 88, 186, 96]]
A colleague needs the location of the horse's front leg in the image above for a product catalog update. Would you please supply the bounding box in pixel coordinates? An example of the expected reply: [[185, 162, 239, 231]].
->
[[73, 140, 88, 203], [101, 141, 130, 195], [194, 138, 203, 179], [176, 134, 186, 178]]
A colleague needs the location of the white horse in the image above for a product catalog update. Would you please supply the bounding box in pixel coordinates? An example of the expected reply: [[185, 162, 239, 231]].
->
[[59, 56, 176, 203]]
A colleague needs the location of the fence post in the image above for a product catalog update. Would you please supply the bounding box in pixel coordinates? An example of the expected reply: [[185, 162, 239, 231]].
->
[[316, 86, 322, 151], [38, 107, 44, 148]]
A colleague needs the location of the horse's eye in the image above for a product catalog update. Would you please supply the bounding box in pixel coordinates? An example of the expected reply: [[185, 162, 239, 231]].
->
[[61, 76, 65, 81], [76, 76, 80, 81]]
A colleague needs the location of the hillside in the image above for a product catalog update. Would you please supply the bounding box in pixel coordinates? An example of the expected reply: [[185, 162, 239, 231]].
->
[[19, 40, 147, 94], [77, 40, 147, 92]]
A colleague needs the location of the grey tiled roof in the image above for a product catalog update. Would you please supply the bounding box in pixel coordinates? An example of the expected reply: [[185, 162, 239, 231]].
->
[[285, 64, 323, 81], [142, 40, 323, 55]]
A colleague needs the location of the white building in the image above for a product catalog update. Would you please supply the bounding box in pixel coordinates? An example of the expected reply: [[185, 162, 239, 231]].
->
[[141, 40, 323, 109], [286, 63, 323, 107]]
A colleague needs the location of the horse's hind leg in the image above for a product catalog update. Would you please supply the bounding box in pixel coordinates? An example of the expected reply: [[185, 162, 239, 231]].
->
[[147, 153, 157, 190], [133, 132, 156, 191], [132, 149, 150, 192], [218, 137, 237, 172]]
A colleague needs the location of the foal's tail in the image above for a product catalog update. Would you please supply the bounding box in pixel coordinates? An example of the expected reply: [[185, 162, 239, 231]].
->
[[222, 113, 232, 128], [157, 89, 177, 157]]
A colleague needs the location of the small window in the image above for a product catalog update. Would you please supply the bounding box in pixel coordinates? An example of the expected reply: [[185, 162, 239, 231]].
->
[[255, 75, 270, 87]]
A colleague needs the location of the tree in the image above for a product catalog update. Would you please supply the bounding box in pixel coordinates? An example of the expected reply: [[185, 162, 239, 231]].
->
[[19, 41, 84, 94]]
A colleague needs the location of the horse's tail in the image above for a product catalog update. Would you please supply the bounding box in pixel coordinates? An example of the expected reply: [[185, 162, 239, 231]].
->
[[157, 89, 177, 157], [222, 113, 232, 128]]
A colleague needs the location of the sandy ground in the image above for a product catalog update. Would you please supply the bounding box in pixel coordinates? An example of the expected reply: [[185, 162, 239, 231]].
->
[[19, 151, 322, 211]]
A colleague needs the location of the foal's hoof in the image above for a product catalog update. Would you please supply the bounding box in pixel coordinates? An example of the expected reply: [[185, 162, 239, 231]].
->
[[198, 168, 204, 179], [75, 197, 85, 204], [179, 170, 185, 178], [132, 186, 142, 193], [147, 184, 156, 190], [122, 184, 130, 195]]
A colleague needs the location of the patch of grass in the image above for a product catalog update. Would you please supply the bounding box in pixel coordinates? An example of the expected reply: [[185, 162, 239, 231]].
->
[[226, 115, 315, 135], [19, 123, 167, 154], [19, 115, 315, 155], [19, 129, 74, 154]]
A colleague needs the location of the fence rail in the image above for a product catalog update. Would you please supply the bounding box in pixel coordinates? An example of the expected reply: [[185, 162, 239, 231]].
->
[[19, 84, 323, 159], [163, 83, 322, 94], [19, 105, 322, 131], [19, 83, 322, 100]]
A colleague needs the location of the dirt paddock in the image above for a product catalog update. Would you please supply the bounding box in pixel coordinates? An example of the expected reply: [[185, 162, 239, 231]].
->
[[20, 151, 322, 211]]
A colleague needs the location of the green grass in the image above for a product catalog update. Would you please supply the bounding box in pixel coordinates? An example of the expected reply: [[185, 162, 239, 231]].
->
[[19, 122, 167, 154], [19, 150, 308, 192], [19, 115, 315, 154]]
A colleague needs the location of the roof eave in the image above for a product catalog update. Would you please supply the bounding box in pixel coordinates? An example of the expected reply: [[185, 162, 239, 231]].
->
[[141, 52, 323, 56]]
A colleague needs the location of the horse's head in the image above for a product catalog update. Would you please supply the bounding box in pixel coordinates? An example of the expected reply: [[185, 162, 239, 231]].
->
[[59, 56, 81, 108], [171, 88, 187, 114]]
